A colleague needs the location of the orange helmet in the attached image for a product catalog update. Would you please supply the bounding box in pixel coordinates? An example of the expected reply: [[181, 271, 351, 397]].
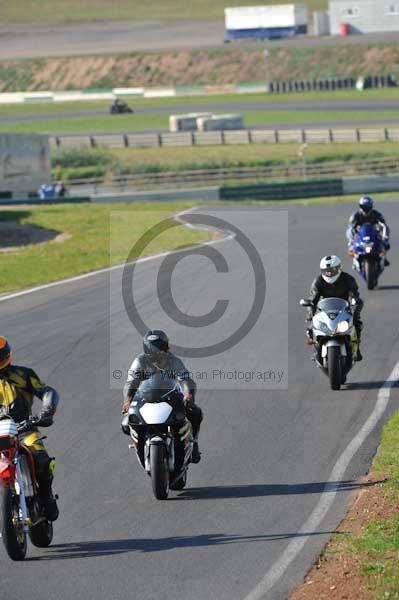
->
[[0, 337, 11, 370]]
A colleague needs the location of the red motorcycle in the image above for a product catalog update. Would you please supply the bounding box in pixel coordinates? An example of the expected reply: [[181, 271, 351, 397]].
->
[[0, 414, 53, 560]]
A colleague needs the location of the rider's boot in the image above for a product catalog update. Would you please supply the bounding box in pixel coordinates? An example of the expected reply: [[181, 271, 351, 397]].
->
[[191, 438, 201, 464], [38, 470, 59, 522]]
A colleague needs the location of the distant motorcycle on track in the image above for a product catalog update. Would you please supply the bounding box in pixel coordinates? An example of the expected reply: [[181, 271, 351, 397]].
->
[[348, 223, 387, 290], [110, 99, 134, 114]]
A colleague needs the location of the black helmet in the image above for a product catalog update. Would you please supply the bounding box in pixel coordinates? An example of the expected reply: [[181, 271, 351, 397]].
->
[[359, 196, 373, 214], [143, 330, 169, 356]]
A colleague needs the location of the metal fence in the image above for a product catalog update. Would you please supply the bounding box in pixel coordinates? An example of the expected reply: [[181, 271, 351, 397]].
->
[[51, 126, 399, 150], [65, 156, 399, 195]]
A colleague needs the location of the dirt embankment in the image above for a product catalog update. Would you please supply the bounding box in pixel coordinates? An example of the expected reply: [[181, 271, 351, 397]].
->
[[1, 45, 399, 92]]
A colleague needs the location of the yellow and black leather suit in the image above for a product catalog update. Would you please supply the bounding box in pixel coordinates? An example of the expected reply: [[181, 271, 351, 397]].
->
[[0, 365, 59, 474]]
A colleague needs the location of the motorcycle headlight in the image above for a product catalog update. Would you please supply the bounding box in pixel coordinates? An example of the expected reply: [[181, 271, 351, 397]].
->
[[365, 245, 373, 254], [337, 320, 350, 333]]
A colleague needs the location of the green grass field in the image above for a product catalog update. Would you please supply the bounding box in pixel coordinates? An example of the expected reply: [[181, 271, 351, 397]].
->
[[0, 0, 327, 22], [51, 142, 399, 182], [2, 110, 399, 136], [0, 202, 210, 293], [2, 89, 399, 118]]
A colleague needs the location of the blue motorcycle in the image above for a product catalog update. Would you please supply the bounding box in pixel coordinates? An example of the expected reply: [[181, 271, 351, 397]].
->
[[349, 223, 386, 290]]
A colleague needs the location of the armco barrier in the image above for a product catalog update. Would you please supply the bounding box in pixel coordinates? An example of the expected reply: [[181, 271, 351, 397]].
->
[[220, 179, 343, 201], [52, 127, 399, 149]]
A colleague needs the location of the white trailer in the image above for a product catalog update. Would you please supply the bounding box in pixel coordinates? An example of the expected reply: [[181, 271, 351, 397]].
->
[[224, 4, 308, 41]]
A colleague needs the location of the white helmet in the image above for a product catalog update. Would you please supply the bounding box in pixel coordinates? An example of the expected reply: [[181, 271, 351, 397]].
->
[[320, 255, 341, 284]]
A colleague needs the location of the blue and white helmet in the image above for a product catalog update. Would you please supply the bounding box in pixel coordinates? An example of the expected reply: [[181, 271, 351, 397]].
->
[[359, 196, 373, 214], [320, 255, 341, 284]]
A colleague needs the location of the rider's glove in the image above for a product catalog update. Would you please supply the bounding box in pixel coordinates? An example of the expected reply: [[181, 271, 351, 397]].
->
[[37, 412, 53, 428], [121, 399, 131, 414], [17, 416, 40, 434], [183, 392, 193, 406]]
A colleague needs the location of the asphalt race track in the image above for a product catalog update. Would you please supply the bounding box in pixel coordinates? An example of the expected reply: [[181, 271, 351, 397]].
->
[[2, 21, 399, 58], [2, 201, 399, 599]]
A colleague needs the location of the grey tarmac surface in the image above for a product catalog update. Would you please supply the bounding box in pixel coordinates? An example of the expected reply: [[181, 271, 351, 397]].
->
[[1, 20, 399, 58], [1, 202, 399, 600]]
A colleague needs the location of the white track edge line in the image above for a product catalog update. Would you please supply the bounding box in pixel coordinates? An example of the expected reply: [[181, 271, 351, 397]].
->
[[244, 360, 399, 600]]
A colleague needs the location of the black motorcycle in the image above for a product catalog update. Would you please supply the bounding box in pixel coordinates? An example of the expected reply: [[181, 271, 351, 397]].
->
[[110, 100, 133, 114], [126, 375, 193, 500]]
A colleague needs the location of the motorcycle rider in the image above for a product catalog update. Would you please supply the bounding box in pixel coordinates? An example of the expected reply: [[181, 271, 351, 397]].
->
[[347, 196, 390, 266], [0, 337, 59, 521], [121, 330, 203, 463], [306, 256, 364, 361]]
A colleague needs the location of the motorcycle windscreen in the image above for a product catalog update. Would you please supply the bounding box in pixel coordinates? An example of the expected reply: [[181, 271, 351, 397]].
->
[[317, 298, 348, 312], [139, 402, 173, 424]]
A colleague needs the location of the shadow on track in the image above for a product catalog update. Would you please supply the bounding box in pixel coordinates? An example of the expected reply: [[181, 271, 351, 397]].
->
[[170, 479, 379, 501], [345, 380, 399, 391], [377, 285, 399, 290], [26, 530, 335, 560]]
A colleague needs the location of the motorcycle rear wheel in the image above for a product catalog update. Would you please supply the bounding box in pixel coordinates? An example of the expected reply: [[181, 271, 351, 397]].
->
[[0, 487, 27, 560], [150, 444, 169, 500]]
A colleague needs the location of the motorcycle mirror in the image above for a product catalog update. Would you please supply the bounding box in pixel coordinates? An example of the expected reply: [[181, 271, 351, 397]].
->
[[300, 299, 312, 307]]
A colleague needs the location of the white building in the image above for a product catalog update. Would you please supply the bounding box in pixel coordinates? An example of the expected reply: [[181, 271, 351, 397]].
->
[[329, 0, 399, 35]]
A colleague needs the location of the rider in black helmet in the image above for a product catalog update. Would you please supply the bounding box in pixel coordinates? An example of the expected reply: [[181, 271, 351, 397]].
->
[[121, 330, 203, 463], [347, 196, 391, 266]]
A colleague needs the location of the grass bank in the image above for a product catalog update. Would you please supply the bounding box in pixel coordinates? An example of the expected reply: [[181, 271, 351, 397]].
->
[[0, 202, 209, 293], [2, 110, 399, 135], [2, 44, 399, 91], [0, 1, 326, 22], [51, 143, 399, 181]]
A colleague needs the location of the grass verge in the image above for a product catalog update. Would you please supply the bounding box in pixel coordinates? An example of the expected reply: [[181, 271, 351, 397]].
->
[[0, 202, 210, 294], [52, 143, 399, 181], [2, 89, 399, 118], [0, 1, 328, 22], [291, 407, 399, 600], [2, 110, 399, 135]]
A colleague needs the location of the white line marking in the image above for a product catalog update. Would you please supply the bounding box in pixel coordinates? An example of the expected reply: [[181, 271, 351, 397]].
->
[[0, 208, 234, 304], [244, 360, 399, 600]]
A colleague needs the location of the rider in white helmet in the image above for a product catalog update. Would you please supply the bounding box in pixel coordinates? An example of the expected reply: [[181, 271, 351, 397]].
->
[[306, 255, 364, 361]]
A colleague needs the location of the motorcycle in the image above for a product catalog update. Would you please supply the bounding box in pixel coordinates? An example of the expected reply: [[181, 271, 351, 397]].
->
[[348, 223, 387, 290], [110, 101, 134, 114], [300, 297, 358, 390], [0, 414, 54, 560], [126, 375, 194, 500]]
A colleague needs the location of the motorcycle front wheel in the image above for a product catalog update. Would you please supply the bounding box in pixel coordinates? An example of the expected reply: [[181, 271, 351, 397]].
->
[[150, 444, 169, 500], [0, 487, 27, 560], [364, 259, 377, 290], [327, 346, 342, 391]]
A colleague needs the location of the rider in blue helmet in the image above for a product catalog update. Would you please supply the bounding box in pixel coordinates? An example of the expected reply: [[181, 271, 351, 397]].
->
[[347, 196, 390, 266]]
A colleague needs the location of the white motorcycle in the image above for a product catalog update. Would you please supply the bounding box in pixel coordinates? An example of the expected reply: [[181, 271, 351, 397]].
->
[[300, 297, 359, 390], [125, 375, 194, 500]]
